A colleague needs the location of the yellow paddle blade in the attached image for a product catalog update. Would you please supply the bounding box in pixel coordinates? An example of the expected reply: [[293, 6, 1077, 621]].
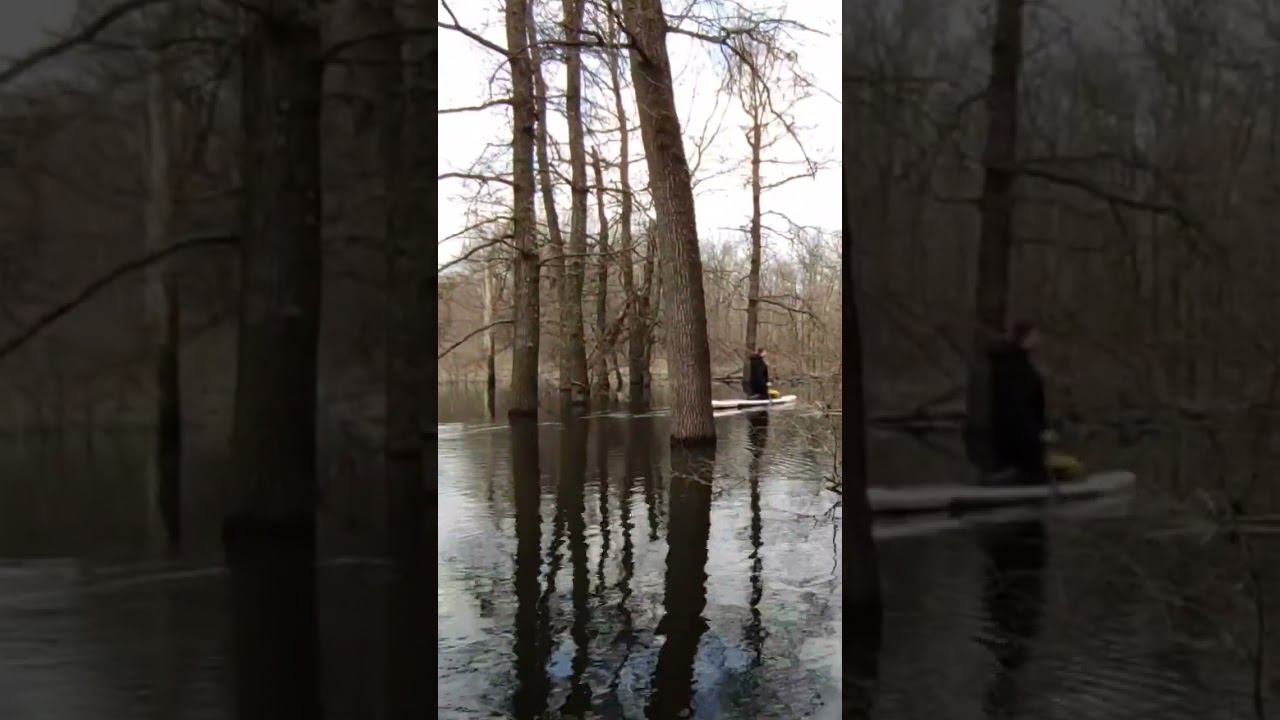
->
[[768, 388, 781, 399], [1047, 451, 1084, 478]]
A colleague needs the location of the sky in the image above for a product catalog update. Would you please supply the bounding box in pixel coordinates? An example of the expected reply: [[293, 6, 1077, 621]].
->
[[437, 0, 841, 266]]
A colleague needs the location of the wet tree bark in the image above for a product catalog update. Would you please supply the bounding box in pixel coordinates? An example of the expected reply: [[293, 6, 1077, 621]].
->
[[604, 9, 644, 405], [362, 0, 433, 714], [143, 40, 181, 547], [561, 0, 590, 404], [843, 147, 883, 660], [225, 2, 323, 718], [622, 0, 716, 441], [591, 148, 611, 398], [964, 0, 1024, 468], [507, 0, 542, 416]]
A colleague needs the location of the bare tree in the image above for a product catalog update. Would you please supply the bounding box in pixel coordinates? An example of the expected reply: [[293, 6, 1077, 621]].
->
[[507, 0, 543, 416], [963, 0, 1024, 466], [591, 146, 611, 397], [723, 26, 818, 389], [602, 6, 646, 405], [527, 2, 565, 373], [224, 0, 323, 716], [620, 0, 716, 441], [560, 0, 591, 404]]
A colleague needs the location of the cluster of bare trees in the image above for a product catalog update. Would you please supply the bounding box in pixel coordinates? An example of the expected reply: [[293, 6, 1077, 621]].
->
[[848, 0, 1280, 424], [439, 227, 841, 385], [0, 0, 439, 713], [439, 0, 833, 440]]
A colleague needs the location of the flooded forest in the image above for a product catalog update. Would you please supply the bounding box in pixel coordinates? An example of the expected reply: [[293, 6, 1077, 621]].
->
[[846, 0, 1280, 718], [1, 0, 434, 718], [0, 0, 1278, 718], [445, 0, 1280, 717]]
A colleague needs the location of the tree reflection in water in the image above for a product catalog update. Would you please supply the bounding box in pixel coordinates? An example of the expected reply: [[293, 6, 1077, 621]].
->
[[647, 442, 716, 719], [510, 419, 550, 718]]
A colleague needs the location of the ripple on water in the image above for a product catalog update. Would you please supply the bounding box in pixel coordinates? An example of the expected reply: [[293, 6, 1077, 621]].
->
[[437, 409, 842, 717]]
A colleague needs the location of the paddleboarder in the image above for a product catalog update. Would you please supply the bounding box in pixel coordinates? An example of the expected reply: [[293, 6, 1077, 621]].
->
[[746, 348, 770, 400], [988, 321, 1050, 486]]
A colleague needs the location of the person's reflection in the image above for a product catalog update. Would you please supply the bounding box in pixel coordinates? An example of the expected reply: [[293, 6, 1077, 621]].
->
[[745, 411, 769, 663], [647, 444, 716, 719], [510, 419, 550, 719], [559, 409, 593, 716], [976, 520, 1047, 719]]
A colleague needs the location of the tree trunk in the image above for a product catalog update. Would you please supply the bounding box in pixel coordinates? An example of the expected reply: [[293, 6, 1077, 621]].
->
[[143, 43, 182, 548], [560, 0, 590, 404], [622, 0, 716, 442], [642, 226, 659, 394], [742, 118, 763, 388], [226, 2, 323, 718], [361, 1, 432, 714], [484, 254, 497, 419], [527, 7, 564, 367], [591, 147, 611, 398], [964, 0, 1024, 469], [843, 164, 882, 649], [605, 8, 644, 404], [507, 0, 542, 416]]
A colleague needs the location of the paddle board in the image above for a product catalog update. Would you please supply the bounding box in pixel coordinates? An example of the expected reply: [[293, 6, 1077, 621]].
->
[[868, 470, 1136, 514], [710, 395, 798, 410], [872, 492, 1134, 541]]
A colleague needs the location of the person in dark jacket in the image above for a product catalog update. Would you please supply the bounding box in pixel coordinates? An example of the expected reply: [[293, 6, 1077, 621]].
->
[[746, 348, 770, 399], [988, 322, 1048, 485]]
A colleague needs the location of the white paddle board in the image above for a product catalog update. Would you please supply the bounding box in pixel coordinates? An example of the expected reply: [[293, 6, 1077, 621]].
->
[[872, 492, 1134, 541], [710, 395, 798, 410], [868, 470, 1136, 514]]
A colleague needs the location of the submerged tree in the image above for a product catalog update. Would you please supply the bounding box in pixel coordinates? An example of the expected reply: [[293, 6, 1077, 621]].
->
[[602, 5, 646, 405], [560, 0, 591, 405], [620, 0, 716, 441], [964, 0, 1024, 468], [507, 0, 543, 416], [225, 0, 324, 717]]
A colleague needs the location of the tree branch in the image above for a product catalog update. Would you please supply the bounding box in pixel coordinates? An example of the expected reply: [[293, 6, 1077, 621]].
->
[[439, 98, 512, 114], [438, 0, 508, 57], [0, 234, 238, 362], [438, 320, 512, 360], [0, 0, 170, 88], [439, 172, 514, 187]]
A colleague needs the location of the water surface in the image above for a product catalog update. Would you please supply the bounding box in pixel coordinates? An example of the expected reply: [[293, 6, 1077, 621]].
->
[[437, 394, 844, 718]]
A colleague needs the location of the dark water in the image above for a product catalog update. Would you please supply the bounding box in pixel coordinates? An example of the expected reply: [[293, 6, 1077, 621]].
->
[[5, 389, 1278, 719], [0, 432, 420, 719], [863, 426, 1280, 720], [437, 393, 844, 718]]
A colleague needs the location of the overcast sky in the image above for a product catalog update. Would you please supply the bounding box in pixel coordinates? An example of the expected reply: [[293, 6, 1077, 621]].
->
[[438, 0, 841, 266]]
